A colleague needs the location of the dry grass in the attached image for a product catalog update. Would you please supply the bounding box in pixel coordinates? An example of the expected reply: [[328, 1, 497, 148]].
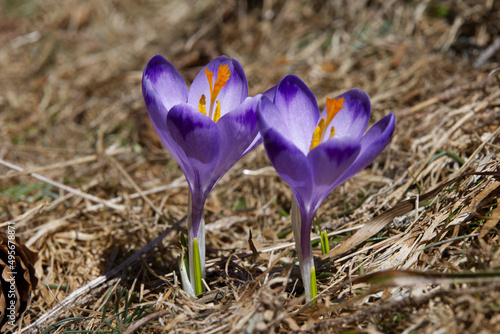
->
[[1, 0, 499, 333]]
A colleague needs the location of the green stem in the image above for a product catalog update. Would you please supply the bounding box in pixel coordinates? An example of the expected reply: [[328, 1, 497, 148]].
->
[[193, 237, 203, 295]]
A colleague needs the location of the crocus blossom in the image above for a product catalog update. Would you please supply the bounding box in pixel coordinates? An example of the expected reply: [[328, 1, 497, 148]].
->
[[257, 75, 395, 301], [142, 55, 261, 295]]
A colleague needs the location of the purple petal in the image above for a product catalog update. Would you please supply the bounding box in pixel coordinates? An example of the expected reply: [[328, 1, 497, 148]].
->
[[142, 59, 187, 164], [142, 55, 188, 111], [142, 78, 176, 152], [257, 95, 292, 139], [263, 85, 277, 102], [215, 95, 261, 181], [241, 132, 263, 157], [307, 138, 361, 211], [334, 113, 396, 187], [261, 127, 313, 200], [166, 103, 220, 194], [273, 75, 319, 154], [330, 88, 371, 140], [188, 56, 248, 117]]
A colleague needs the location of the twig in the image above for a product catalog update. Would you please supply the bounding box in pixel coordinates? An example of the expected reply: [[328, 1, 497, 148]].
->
[[0, 147, 129, 180], [83, 176, 187, 212], [0, 159, 126, 212], [474, 37, 500, 69], [0, 202, 46, 228], [122, 310, 171, 334], [1, 155, 96, 180], [106, 154, 162, 215]]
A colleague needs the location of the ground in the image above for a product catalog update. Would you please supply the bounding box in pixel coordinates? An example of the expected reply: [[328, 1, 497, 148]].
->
[[1, 0, 500, 333]]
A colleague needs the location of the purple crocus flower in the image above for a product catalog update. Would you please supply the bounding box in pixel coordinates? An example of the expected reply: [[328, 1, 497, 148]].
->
[[257, 75, 395, 301], [142, 55, 261, 295]]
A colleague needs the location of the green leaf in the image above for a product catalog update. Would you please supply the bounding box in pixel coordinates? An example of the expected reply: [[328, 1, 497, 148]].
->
[[193, 238, 203, 295], [320, 230, 330, 255], [178, 254, 194, 296], [310, 267, 318, 304], [277, 227, 292, 239]]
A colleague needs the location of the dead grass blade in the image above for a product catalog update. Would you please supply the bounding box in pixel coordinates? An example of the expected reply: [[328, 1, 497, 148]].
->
[[308, 269, 500, 318], [352, 269, 500, 286], [322, 171, 500, 261], [121, 310, 170, 334], [479, 205, 500, 239]]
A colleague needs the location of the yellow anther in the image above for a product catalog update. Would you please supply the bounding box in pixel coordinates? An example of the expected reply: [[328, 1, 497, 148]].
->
[[309, 96, 344, 150], [310, 118, 325, 150], [329, 126, 335, 138], [213, 101, 221, 123], [198, 94, 207, 115]]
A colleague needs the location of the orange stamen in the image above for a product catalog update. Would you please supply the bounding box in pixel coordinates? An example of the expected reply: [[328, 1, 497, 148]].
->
[[204, 65, 231, 120], [309, 96, 344, 150], [325, 97, 344, 124], [213, 65, 231, 100], [204, 68, 214, 95]]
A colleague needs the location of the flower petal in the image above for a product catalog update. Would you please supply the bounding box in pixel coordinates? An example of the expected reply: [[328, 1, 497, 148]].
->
[[142, 56, 188, 163], [261, 127, 313, 200], [215, 95, 262, 181], [257, 95, 291, 139], [330, 88, 371, 140], [166, 103, 220, 194], [142, 54, 188, 111], [273, 75, 319, 154], [241, 132, 263, 157], [262, 85, 277, 102], [142, 78, 176, 152], [188, 56, 248, 117], [334, 113, 396, 187], [307, 138, 361, 211]]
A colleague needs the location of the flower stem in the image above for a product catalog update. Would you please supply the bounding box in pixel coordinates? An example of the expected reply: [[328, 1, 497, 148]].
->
[[291, 198, 317, 302], [187, 189, 206, 296]]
